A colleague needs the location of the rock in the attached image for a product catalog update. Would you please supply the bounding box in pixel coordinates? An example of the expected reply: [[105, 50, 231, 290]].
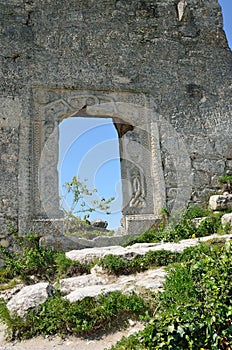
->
[[65, 284, 124, 303], [6, 282, 54, 317], [0, 239, 10, 248], [177, 0, 187, 21], [60, 275, 109, 295], [208, 194, 232, 211], [66, 246, 126, 263], [221, 213, 232, 228], [0, 284, 24, 302], [66, 234, 232, 265], [4, 233, 232, 318], [91, 220, 108, 229], [90, 264, 107, 276], [134, 267, 166, 291], [40, 233, 134, 252]]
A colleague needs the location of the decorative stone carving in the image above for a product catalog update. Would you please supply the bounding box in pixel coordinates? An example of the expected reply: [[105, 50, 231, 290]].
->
[[129, 167, 146, 208]]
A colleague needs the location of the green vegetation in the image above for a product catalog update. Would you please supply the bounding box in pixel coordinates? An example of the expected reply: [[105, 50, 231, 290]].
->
[[126, 205, 226, 246], [218, 174, 232, 184], [0, 291, 149, 340], [99, 250, 179, 276], [218, 174, 232, 194], [110, 242, 232, 350], [0, 203, 231, 346], [0, 233, 89, 283], [98, 240, 226, 277]]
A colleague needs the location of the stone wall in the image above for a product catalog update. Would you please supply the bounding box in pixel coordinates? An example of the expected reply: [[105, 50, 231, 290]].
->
[[0, 0, 231, 238]]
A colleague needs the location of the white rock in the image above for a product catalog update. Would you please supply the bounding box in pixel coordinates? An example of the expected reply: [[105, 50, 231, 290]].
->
[[66, 234, 232, 265], [209, 194, 232, 211], [0, 284, 24, 302], [60, 274, 108, 295], [65, 284, 123, 303], [135, 267, 166, 290], [221, 213, 232, 228], [66, 246, 126, 263], [7, 282, 53, 317]]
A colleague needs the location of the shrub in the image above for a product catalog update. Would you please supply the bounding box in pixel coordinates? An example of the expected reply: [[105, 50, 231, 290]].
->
[[99, 250, 180, 276], [0, 234, 58, 282], [126, 205, 224, 246], [0, 234, 89, 283], [218, 175, 232, 184], [99, 254, 130, 275]]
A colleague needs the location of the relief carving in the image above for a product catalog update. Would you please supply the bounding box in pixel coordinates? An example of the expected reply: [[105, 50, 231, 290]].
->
[[129, 167, 146, 208]]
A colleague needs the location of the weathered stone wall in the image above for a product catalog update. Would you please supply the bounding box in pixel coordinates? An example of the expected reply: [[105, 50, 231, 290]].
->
[[0, 0, 231, 237]]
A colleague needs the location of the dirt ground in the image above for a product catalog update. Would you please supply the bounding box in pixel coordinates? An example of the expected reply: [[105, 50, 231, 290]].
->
[[0, 323, 144, 350]]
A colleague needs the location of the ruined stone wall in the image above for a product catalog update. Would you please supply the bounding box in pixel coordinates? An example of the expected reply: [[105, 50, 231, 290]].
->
[[0, 0, 231, 235]]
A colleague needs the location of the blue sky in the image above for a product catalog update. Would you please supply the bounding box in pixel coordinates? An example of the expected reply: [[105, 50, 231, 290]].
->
[[59, 118, 121, 230], [219, 0, 232, 49], [58, 0, 232, 230]]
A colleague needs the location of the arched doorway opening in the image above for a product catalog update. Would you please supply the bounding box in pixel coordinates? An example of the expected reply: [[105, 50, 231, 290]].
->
[[58, 117, 122, 231], [34, 90, 167, 240]]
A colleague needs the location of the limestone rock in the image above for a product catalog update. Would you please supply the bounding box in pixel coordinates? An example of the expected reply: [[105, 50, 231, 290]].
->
[[60, 274, 109, 295], [6, 282, 54, 317], [39, 235, 90, 252], [65, 284, 124, 303], [134, 268, 166, 291], [0, 284, 24, 302], [209, 194, 232, 211], [90, 264, 107, 276], [0, 239, 10, 248], [66, 246, 126, 263], [221, 213, 232, 228]]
